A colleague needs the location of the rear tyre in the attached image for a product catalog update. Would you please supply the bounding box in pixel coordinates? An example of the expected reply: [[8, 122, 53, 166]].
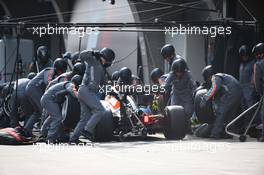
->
[[194, 89, 215, 124], [62, 95, 80, 129], [163, 105, 187, 140]]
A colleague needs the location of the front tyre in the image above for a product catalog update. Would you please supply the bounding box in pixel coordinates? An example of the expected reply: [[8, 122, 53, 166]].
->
[[163, 105, 187, 140]]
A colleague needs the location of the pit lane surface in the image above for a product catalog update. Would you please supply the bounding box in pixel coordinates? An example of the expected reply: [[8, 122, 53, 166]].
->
[[0, 135, 263, 175]]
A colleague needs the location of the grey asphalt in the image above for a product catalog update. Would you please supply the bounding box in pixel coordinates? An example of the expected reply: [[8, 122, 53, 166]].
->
[[0, 135, 263, 175]]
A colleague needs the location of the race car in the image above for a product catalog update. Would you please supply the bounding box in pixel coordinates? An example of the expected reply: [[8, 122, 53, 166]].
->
[[62, 90, 188, 142]]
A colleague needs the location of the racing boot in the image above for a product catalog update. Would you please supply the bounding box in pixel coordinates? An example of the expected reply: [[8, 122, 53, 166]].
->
[[80, 129, 95, 142]]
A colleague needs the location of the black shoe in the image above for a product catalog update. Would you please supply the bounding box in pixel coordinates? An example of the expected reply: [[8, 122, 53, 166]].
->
[[68, 139, 80, 145], [194, 123, 212, 138], [58, 133, 70, 143], [25, 131, 36, 138], [210, 133, 232, 139], [80, 130, 95, 142]]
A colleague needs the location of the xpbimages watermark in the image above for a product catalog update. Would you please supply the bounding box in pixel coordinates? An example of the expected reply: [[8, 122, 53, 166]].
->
[[28, 24, 232, 38], [99, 82, 165, 96], [165, 24, 232, 38], [30, 24, 99, 37], [32, 142, 99, 153]]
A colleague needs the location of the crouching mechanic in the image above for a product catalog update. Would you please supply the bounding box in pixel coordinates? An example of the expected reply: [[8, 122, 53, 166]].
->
[[24, 58, 68, 134], [69, 48, 115, 143], [40, 75, 82, 143], [42, 62, 85, 125], [253, 42, 264, 142], [200, 73, 242, 139]]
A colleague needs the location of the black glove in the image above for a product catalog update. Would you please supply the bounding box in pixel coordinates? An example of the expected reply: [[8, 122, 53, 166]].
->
[[37, 80, 46, 92], [54, 90, 68, 103]]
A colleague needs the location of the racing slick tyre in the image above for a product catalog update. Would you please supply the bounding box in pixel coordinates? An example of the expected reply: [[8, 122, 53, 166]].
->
[[3, 95, 24, 121], [194, 89, 215, 124], [62, 95, 80, 129], [163, 105, 187, 140], [94, 110, 114, 142]]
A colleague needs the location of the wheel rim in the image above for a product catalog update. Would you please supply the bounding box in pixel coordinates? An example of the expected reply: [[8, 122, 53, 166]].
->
[[4, 95, 23, 118]]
